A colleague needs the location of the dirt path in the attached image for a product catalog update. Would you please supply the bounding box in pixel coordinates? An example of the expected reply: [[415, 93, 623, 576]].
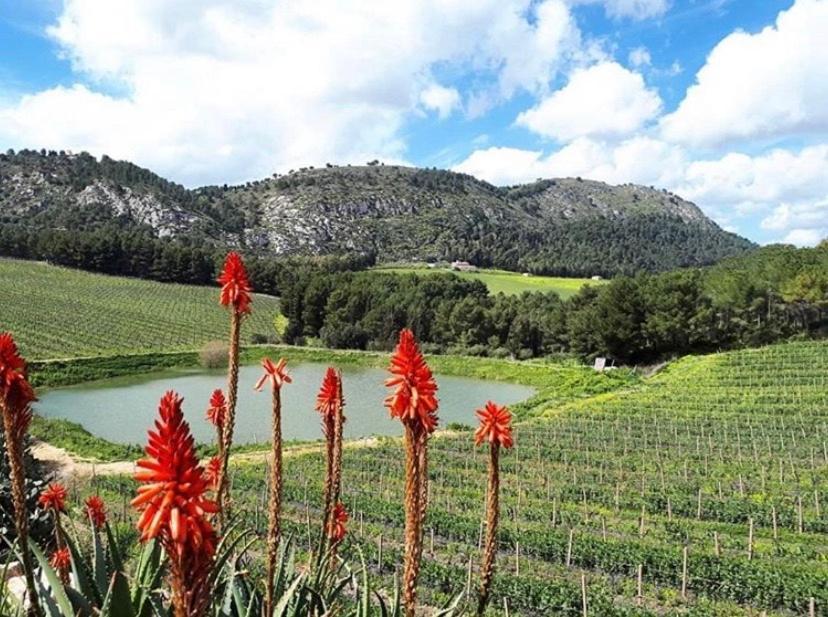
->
[[31, 435, 393, 480]]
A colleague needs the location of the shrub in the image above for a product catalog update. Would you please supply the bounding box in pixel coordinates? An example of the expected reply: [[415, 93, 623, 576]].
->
[[199, 340, 228, 368]]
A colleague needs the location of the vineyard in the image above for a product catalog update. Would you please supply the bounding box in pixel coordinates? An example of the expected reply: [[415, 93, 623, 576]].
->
[[81, 340, 828, 615], [0, 258, 280, 359]]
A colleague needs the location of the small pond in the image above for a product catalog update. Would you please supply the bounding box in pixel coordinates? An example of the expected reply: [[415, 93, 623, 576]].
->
[[35, 363, 535, 445]]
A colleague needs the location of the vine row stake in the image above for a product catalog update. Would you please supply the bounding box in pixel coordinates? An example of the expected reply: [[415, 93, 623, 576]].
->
[[747, 517, 754, 560], [465, 555, 472, 595], [377, 533, 383, 570], [772, 506, 778, 540], [566, 529, 574, 567], [713, 531, 720, 557], [681, 545, 688, 600], [636, 564, 643, 606], [581, 571, 588, 617]]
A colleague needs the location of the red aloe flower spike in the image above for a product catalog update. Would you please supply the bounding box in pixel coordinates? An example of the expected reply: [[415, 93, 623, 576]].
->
[[132, 391, 218, 555], [85, 495, 107, 529], [0, 333, 42, 617], [327, 502, 348, 544], [315, 367, 342, 433], [205, 389, 227, 428], [385, 328, 439, 433], [204, 456, 222, 491], [39, 483, 68, 513], [254, 358, 291, 392], [133, 391, 217, 617], [0, 332, 36, 431], [49, 547, 71, 571], [217, 252, 252, 315], [474, 401, 514, 449]]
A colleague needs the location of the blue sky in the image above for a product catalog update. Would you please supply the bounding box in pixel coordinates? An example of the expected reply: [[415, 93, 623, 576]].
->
[[1, 0, 826, 246]]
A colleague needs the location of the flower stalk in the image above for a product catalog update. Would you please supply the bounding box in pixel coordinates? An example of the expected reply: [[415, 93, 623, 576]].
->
[[215, 252, 252, 526], [474, 401, 514, 616], [0, 333, 42, 617], [385, 329, 439, 617], [255, 357, 291, 617]]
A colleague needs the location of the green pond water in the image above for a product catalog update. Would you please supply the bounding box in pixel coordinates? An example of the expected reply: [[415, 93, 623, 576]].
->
[[35, 363, 535, 445]]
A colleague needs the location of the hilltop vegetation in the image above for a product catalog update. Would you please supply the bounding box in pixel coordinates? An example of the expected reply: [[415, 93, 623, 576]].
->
[[0, 148, 754, 276], [282, 243, 827, 362], [0, 259, 280, 360]]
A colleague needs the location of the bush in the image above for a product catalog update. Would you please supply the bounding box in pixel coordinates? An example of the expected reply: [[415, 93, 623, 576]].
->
[[199, 340, 228, 369], [0, 434, 52, 558], [490, 347, 511, 359]]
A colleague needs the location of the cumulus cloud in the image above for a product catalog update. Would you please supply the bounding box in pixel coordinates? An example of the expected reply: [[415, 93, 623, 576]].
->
[[0, 0, 582, 186], [660, 0, 828, 146], [782, 228, 825, 247], [568, 0, 670, 20], [516, 62, 662, 141], [453, 136, 684, 187], [419, 84, 461, 119]]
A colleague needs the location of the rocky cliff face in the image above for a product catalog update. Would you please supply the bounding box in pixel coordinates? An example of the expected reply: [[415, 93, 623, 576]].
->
[[0, 150, 754, 274]]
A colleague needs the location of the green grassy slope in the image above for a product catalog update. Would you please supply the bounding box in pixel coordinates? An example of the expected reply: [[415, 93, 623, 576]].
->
[[221, 340, 826, 615], [0, 258, 280, 360], [373, 266, 603, 297]]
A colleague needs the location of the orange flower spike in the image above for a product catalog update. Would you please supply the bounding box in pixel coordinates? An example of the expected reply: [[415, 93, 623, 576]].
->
[[217, 252, 252, 315], [38, 483, 68, 513], [85, 496, 107, 529], [49, 548, 71, 571], [327, 502, 348, 543], [205, 389, 227, 428], [385, 329, 439, 433], [204, 456, 222, 491], [254, 358, 291, 392], [131, 391, 219, 557], [0, 332, 36, 416], [474, 401, 514, 449], [315, 367, 342, 427]]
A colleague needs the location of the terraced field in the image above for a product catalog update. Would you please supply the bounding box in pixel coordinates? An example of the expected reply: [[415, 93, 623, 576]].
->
[[0, 258, 280, 359], [227, 341, 826, 615]]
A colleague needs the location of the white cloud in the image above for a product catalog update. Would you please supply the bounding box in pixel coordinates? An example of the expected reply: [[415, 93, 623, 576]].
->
[[569, 0, 670, 20], [516, 62, 662, 141], [782, 229, 824, 247], [628, 46, 651, 67], [661, 0, 828, 146], [419, 84, 460, 119], [0, 0, 582, 186], [453, 136, 684, 187]]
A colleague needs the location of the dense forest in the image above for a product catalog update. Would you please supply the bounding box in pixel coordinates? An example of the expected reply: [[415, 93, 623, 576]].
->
[[280, 243, 828, 363]]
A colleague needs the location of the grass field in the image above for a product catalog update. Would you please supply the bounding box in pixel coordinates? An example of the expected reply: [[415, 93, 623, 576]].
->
[[77, 340, 828, 615], [372, 266, 602, 297], [0, 258, 280, 360]]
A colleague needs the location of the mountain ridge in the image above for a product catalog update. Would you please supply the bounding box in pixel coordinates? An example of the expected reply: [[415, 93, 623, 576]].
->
[[0, 149, 754, 276]]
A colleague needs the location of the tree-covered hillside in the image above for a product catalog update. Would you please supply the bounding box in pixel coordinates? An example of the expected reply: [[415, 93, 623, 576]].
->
[[0, 149, 754, 276]]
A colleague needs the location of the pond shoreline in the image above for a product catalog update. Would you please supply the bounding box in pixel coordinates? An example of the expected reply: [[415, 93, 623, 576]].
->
[[27, 345, 636, 462]]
